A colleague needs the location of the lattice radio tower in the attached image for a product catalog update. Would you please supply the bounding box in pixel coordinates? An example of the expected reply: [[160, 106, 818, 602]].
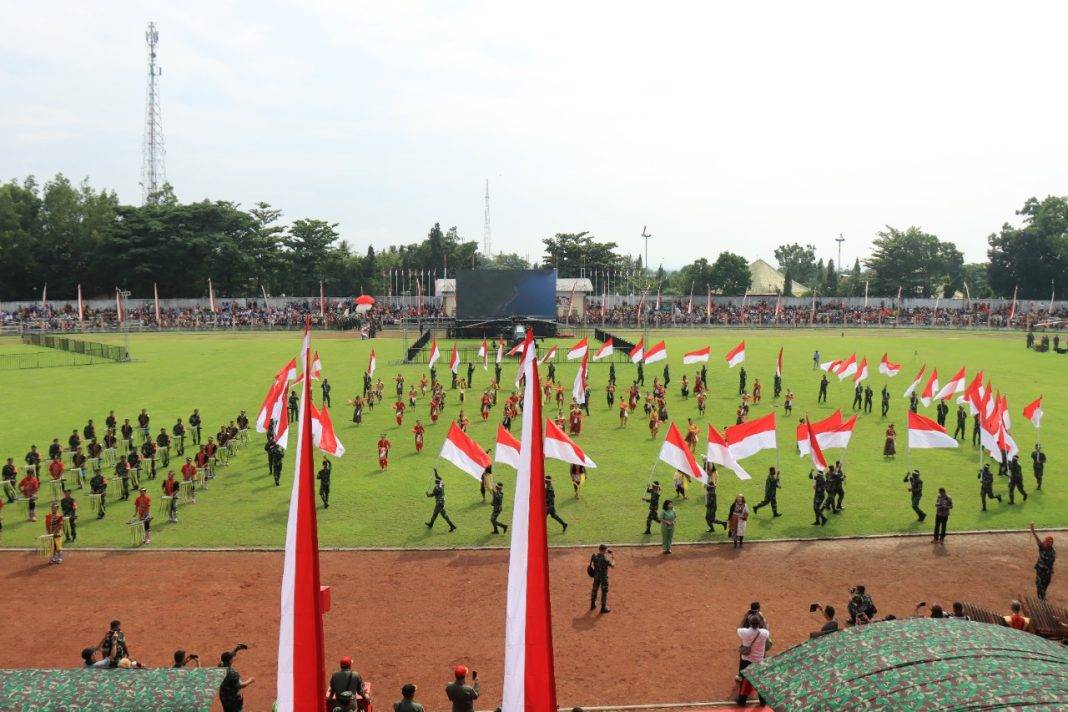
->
[[483, 179, 492, 258], [141, 22, 166, 204]]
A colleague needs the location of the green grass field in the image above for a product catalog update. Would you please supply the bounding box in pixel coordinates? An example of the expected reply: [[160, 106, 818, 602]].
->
[[0, 329, 1061, 549]]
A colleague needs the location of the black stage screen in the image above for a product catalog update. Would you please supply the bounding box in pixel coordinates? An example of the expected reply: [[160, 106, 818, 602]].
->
[[455, 269, 556, 320]]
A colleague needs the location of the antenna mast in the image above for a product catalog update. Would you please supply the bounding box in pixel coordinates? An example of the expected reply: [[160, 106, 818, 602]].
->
[[141, 22, 166, 204], [483, 179, 492, 258]]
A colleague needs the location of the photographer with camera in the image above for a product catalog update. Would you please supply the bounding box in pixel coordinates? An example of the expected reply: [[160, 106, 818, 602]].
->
[[808, 603, 839, 638], [218, 643, 253, 712], [587, 544, 614, 614], [445, 665, 479, 712], [173, 649, 200, 668], [847, 585, 877, 625]]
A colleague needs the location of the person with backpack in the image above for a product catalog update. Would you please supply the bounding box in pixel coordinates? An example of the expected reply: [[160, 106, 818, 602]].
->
[[587, 544, 614, 614], [328, 656, 369, 710]]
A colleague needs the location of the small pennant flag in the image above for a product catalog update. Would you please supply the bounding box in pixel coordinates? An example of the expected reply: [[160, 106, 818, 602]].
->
[[428, 339, 441, 369], [835, 353, 858, 380], [907, 411, 958, 449], [1022, 396, 1043, 429], [593, 339, 614, 361], [725, 341, 746, 367], [439, 422, 491, 479], [309, 351, 322, 381], [683, 346, 710, 365], [449, 344, 461, 374]]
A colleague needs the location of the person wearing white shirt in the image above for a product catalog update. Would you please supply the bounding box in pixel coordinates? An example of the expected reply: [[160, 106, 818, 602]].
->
[[736, 614, 770, 706]]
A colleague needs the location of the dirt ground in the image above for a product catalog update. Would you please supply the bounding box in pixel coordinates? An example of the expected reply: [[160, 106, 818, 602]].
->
[[1, 532, 1060, 711]]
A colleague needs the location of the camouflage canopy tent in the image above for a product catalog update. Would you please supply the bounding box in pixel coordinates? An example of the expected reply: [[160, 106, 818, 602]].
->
[[0, 668, 225, 711], [744, 618, 1068, 710]]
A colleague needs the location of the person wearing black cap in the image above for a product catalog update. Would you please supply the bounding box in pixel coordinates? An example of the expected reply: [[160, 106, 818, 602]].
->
[[904, 469, 925, 522], [445, 665, 479, 712], [643, 481, 661, 535], [218, 644, 252, 712], [588, 544, 614, 613]]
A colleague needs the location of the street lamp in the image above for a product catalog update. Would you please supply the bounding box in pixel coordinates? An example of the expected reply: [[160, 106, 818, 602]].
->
[[835, 234, 845, 273], [117, 289, 131, 361]]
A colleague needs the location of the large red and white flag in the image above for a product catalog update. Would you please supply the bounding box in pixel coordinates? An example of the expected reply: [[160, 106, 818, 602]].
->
[[256, 376, 288, 434], [1023, 396, 1043, 429], [592, 338, 614, 361], [543, 418, 597, 468], [979, 379, 994, 417], [478, 339, 489, 370], [933, 367, 966, 401], [278, 357, 299, 382], [153, 282, 162, 323], [775, 347, 784, 378], [502, 330, 559, 712], [835, 353, 858, 381], [796, 410, 843, 456], [683, 346, 710, 365], [957, 370, 983, 411], [658, 422, 703, 480], [628, 338, 645, 364], [907, 411, 959, 449], [903, 364, 926, 398], [997, 393, 1012, 430], [572, 352, 589, 404], [494, 425, 521, 470], [276, 326, 327, 711], [805, 418, 829, 471], [539, 345, 558, 364], [726, 412, 777, 460], [725, 340, 746, 368], [706, 426, 750, 480], [367, 348, 377, 377], [820, 358, 842, 373], [852, 357, 869, 384], [449, 344, 461, 374], [439, 422, 491, 480], [309, 402, 345, 457], [878, 353, 901, 377], [918, 369, 940, 407], [566, 338, 589, 360], [428, 339, 441, 369], [507, 341, 525, 357], [805, 414, 857, 454], [309, 351, 322, 381], [980, 397, 1017, 459], [643, 340, 667, 364], [77, 284, 85, 322]]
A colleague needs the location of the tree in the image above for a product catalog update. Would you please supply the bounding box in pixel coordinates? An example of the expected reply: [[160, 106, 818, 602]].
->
[[773, 243, 818, 288], [987, 196, 1068, 298], [708, 252, 751, 295], [813, 259, 826, 295], [541, 232, 624, 275], [782, 270, 793, 297], [961, 263, 994, 298], [284, 218, 340, 294], [492, 252, 531, 269], [865, 226, 963, 297], [824, 258, 839, 295], [675, 258, 717, 295], [848, 258, 862, 296]]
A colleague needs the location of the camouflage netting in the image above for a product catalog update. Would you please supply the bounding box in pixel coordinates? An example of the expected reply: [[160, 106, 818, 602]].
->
[[0, 668, 225, 711], [743, 618, 1068, 710]]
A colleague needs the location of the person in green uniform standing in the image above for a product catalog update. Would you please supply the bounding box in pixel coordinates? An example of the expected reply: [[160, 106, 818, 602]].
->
[[425, 471, 456, 532], [445, 665, 479, 712], [660, 500, 676, 554], [643, 481, 662, 534], [490, 482, 508, 534], [317, 459, 332, 509], [588, 543, 614, 613], [545, 475, 568, 532], [752, 467, 782, 517]]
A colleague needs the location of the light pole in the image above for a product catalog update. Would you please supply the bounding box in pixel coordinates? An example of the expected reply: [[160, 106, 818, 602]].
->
[[641, 226, 652, 281], [118, 289, 131, 362], [835, 234, 845, 273]]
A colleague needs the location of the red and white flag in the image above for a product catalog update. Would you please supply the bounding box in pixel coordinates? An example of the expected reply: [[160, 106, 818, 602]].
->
[[572, 352, 589, 404], [657, 422, 702, 480], [567, 338, 589, 360], [903, 364, 926, 398], [502, 330, 559, 712], [852, 357, 869, 384], [153, 282, 162, 323], [496, 341, 504, 365], [643, 340, 667, 364], [309, 402, 345, 457], [543, 418, 597, 468], [918, 369, 940, 408], [957, 370, 983, 411], [276, 326, 327, 711], [478, 339, 489, 370], [683, 346, 710, 365], [725, 340, 746, 368], [980, 397, 1017, 459], [706, 426, 750, 480], [77, 284, 85, 322], [997, 393, 1012, 430], [309, 351, 322, 381], [507, 341, 525, 357], [820, 358, 842, 373], [278, 357, 299, 382], [1008, 284, 1018, 321], [628, 338, 645, 364], [593, 339, 614, 361], [494, 425, 521, 470], [835, 353, 857, 380], [907, 411, 958, 449], [796, 410, 843, 455], [319, 281, 325, 317], [367, 348, 377, 377], [539, 345, 558, 364], [933, 367, 966, 401], [208, 278, 217, 313], [805, 418, 829, 471], [878, 353, 900, 377], [775, 347, 783, 378], [1023, 396, 1043, 429], [449, 344, 461, 374], [799, 412, 857, 455], [726, 412, 777, 460], [115, 288, 125, 324], [256, 375, 288, 434], [428, 339, 441, 369], [439, 422, 491, 480]]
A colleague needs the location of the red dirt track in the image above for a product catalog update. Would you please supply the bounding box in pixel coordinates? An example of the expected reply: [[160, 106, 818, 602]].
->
[[2, 533, 1059, 711]]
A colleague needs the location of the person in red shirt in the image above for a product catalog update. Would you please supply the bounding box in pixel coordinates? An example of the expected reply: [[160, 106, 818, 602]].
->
[[134, 487, 152, 545], [412, 421, 425, 453], [162, 470, 180, 523], [377, 435, 391, 470], [568, 406, 582, 436], [393, 400, 405, 426], [45, 502, 64, 564], [429, 397, 440, 424], [19, 471, 40, 522], [458, 411, 470, 433], [48, 457, 64, 481], [480, 393, 492, 422], [180, 457, 198, 504], [194, 446, 210, 489]]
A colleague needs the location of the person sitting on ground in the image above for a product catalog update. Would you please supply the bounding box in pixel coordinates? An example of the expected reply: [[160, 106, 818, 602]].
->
[[394, 683, 424, 712], [810, 605, 839, 638], [1004, 600, 1030, 631]]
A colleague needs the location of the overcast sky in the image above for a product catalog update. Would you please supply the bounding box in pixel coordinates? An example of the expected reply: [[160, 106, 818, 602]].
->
[[3, 1, 1066, 268]]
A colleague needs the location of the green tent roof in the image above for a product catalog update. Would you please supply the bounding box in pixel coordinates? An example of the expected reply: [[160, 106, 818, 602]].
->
[[743, 618, 1068, 710], [0, 668, 225, 711]]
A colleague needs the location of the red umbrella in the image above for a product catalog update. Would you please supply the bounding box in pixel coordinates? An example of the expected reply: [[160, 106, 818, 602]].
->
[[355, 295, 375, 306]]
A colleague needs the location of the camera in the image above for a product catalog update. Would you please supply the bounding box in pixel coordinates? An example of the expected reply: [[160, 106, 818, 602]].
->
[[235, 643, 249, 652]]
